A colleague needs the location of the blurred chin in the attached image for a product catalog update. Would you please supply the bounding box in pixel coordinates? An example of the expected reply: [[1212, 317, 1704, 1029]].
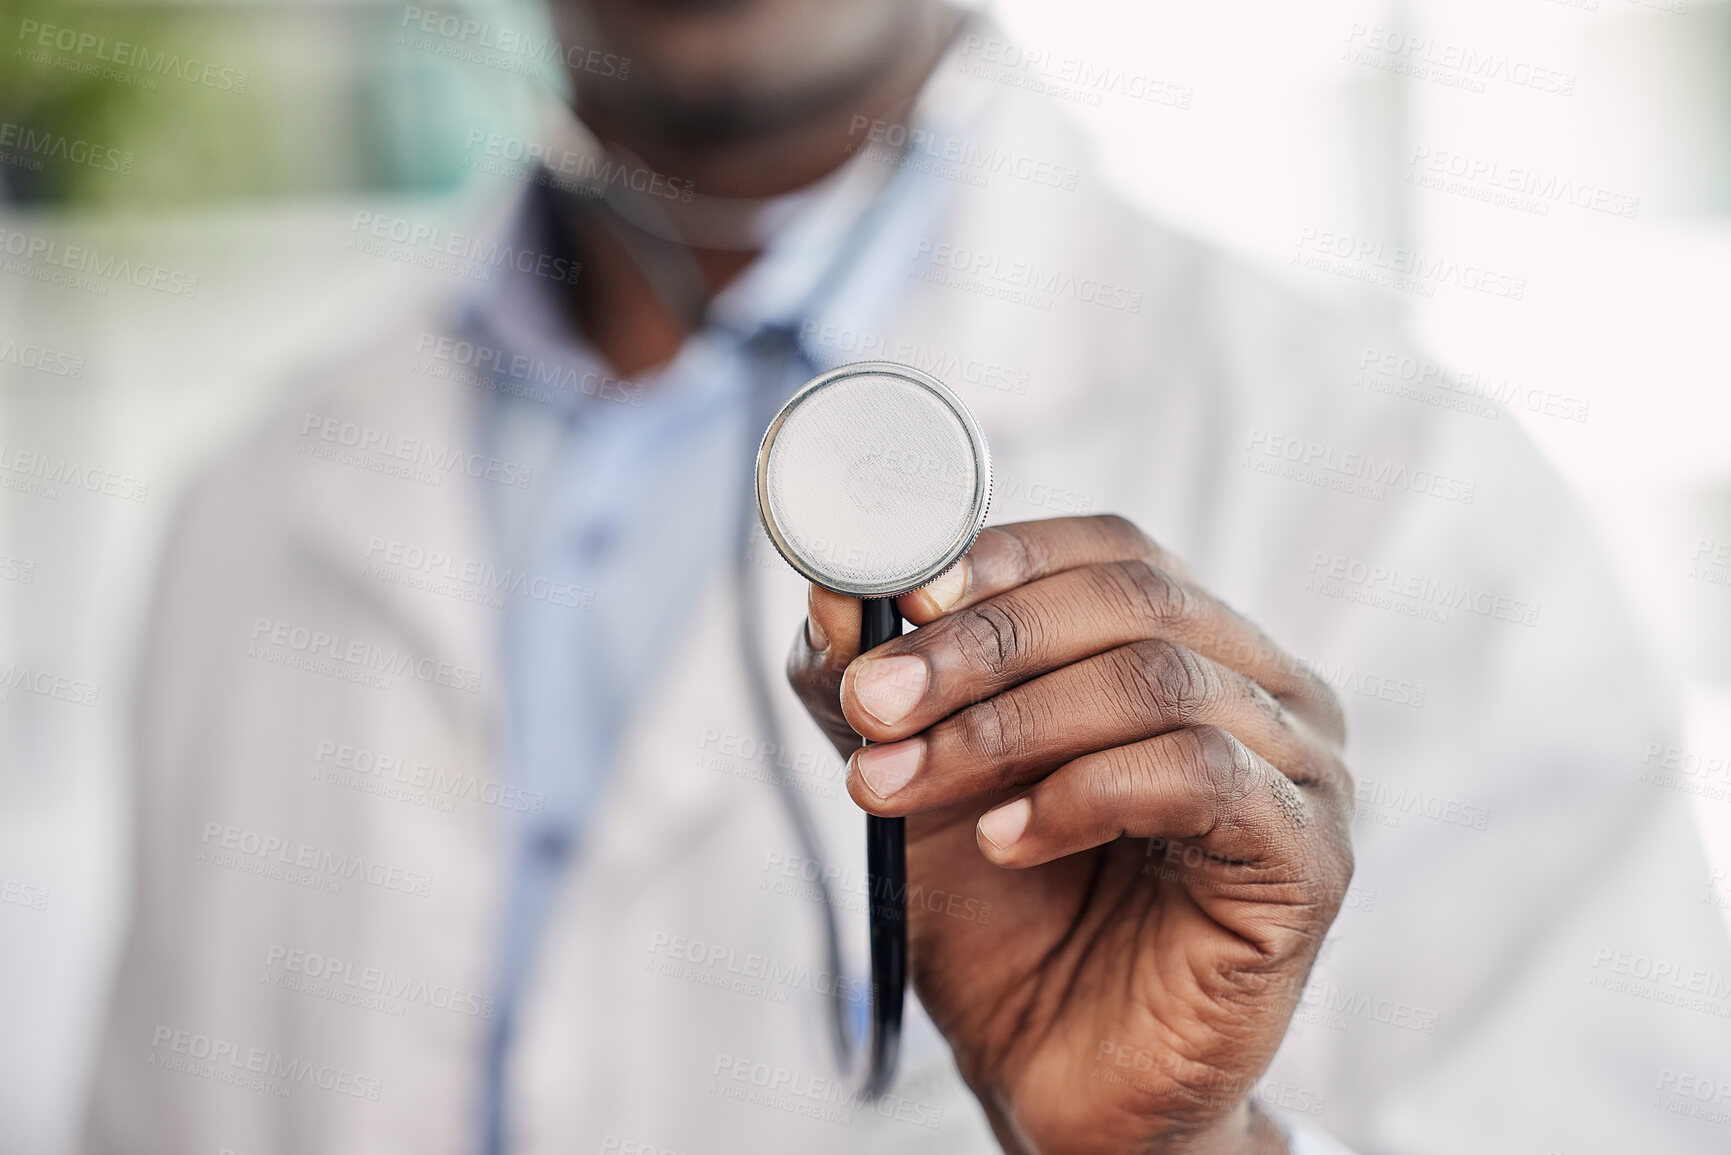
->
[[556, 0, 926, 143]]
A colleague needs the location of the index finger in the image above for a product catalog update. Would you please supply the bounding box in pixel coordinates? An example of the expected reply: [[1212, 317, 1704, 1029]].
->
[[898, 515, 1195, 626], [886, 515, 1341, 735]]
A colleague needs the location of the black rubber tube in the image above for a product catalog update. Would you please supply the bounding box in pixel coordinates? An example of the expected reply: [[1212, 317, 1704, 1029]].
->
[[860, 596, 906, 1097]]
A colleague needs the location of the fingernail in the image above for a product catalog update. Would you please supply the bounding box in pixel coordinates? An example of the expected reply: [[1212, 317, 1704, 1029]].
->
[[854, 738, 923, 799], [978, 798, 1031, 851], [851, 655, 927, 726], [806, 614, 829, 653], [922, 563, 967, 613]]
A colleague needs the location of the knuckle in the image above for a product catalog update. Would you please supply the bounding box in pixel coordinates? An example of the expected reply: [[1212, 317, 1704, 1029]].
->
[[1092, 512, 1147, 548], [1114, 558, 1195, 629], [1244, 675, 1293, 734], [1119, 639, 1215, 723], [994, 523, 1044, 584], [1092, 512, 1140, 541], [1081, 747, 1139, 816], [1185, 724, 1262, 806], [1093, 513, 1167, 564], [956, 692, 1036, 765], [950, 600, 1037, 678]]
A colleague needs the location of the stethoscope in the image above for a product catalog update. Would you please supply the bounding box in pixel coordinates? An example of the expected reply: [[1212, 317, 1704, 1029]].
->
[[538, 11, 984, 1094]]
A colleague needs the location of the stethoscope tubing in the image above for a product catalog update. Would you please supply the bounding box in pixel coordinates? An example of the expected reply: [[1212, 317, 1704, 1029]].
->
[[859, 596, 909, 1096]]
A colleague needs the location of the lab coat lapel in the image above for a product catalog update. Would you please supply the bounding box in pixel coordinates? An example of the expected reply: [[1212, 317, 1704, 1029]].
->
[[273, 317, 505, 736]]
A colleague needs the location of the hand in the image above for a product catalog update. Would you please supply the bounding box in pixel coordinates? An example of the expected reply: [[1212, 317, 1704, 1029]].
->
[[788, 516, 1354, 1155]]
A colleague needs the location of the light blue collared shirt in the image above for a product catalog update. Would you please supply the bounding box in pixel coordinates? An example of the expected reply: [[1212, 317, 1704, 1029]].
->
[[456, 108, 969, 1147]]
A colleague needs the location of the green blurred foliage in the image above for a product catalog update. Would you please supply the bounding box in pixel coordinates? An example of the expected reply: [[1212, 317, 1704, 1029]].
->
[[0, 0, 547, 208]]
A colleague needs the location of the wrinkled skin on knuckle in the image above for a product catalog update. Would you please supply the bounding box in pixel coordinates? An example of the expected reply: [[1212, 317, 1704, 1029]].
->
[[1120, 640, 1214, 728], [949, 598, 1040, 679], [1192, 724, 1262, 809], [1081, 746, 1145, 821], [956, 690, 1036, 767], [1227, 733, 1357, 945], [1280, 744, 1357, 906], [1242, 676, 1287, 732], [995, 521, 1045, 578], [1112, 557, 1198, 633], [1091, 512, 1150, 555]]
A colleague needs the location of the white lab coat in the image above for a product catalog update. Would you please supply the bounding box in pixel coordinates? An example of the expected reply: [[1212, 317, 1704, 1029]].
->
[[85, 50, 1731, 1155]]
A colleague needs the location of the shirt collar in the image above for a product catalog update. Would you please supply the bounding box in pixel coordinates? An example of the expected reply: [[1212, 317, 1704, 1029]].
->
[[461, 12, 999, 398]]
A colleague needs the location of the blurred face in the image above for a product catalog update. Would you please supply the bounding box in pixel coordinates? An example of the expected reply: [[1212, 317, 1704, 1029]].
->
[[553, 0, 944, 149]]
